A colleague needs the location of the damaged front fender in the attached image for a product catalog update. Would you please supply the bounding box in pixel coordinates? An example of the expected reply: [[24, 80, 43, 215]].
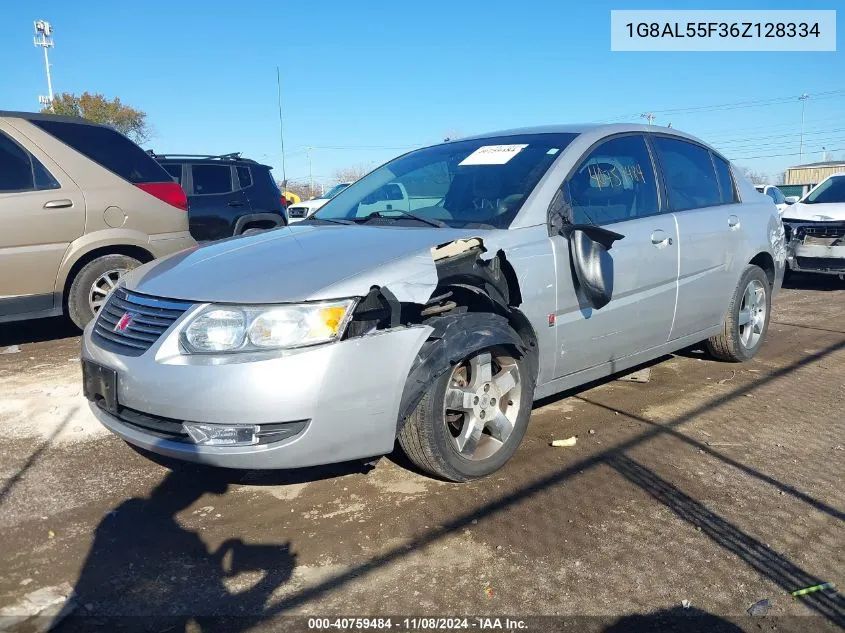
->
[[396, 312, 532, 431]]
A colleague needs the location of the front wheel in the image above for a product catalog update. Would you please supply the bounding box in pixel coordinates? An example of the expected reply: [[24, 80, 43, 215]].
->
[[706, 264, 771, 362], [398, 346, 533, 482]]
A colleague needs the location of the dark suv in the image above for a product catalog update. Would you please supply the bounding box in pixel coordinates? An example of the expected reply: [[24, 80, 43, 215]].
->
[[152, 153, 286, 241]]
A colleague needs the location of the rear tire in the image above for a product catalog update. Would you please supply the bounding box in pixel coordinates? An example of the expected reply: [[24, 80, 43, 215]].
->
[[67, 254, 141, 329], [706, 264, 771, 362], [398, 344, 533, 482]]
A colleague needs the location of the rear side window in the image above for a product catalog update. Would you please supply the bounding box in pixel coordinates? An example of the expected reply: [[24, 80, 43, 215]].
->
[[0, 131, 60, 192], [162, 163, 183, 185], [653, 136, 721, 211], [712, 154, 739, 204], [236, 166, 252, 188], [566, 134, 659, 224], [192, 164, 233, 195], [30, 119, 170, 184]]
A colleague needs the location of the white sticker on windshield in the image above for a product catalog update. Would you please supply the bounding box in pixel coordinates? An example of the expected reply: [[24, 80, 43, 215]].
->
[[459, 144, 528, 166]]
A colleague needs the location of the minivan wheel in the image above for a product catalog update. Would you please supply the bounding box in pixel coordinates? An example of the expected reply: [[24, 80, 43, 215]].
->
[[67, 254, 141, 329], [398, 346, 533, 482], [706, 264, 771, 362]]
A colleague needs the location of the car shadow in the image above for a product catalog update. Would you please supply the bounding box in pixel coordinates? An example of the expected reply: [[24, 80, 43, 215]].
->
[[603, 605, 745, 633], [55, 468, 297, 632], [0, 316, 79, 347], [782, 272, 844, 292]]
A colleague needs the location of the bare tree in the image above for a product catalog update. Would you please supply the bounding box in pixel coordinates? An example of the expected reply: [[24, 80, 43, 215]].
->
[[738, 166, 770, 185], [282, 181, 323, 201], [333, 164, 370, 184]]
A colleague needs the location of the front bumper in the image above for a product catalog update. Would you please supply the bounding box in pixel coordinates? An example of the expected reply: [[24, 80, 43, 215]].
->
[[82, 313, 431, 469], [783, 220, 845, 276]]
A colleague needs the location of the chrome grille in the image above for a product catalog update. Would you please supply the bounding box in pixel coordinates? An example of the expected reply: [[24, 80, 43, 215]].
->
[[93, 288, 193, 356]]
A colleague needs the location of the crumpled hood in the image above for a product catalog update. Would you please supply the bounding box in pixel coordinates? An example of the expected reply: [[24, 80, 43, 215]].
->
[[127, 224, 483, 304], [782, 201, 845, 222]]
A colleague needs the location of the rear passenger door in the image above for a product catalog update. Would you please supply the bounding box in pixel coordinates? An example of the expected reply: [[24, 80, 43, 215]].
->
[[0, 125, 84, 319], [187, 164, 250, 241], [651, 135, 741, 341], [550, 134, 678, 377]]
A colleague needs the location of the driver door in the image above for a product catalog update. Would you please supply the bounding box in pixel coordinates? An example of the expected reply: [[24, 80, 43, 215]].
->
[[550, 134, 678, 378]]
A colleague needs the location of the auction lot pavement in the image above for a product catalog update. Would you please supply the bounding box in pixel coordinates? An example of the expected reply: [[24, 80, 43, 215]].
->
[[1, 275, 843, 632]]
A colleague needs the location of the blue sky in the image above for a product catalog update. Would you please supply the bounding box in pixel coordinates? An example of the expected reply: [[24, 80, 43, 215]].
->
[[1, 0, 841, 186]]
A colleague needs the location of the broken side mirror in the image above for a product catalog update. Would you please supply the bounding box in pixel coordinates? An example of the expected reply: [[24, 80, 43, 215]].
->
[[561, 224, 624, 310]]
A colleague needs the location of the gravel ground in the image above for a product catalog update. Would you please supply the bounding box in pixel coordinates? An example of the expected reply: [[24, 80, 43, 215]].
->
[[0, 273, 843, 633]]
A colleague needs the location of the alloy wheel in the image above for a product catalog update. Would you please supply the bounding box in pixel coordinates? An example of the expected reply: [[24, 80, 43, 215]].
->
[[89, 269, 127, 314], [738, 279, 767, 348], [443, 350, 522, 461]]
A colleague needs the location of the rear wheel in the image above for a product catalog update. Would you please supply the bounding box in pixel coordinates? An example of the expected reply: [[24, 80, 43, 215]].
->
[[398, 345, 533, 482], [67, 254, 141, 329], [706, 264, 771, 362]]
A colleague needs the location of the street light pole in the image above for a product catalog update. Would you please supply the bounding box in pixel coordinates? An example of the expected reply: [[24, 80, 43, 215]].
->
[[799, 93, 809, 162], [33, 20, 55, 109]]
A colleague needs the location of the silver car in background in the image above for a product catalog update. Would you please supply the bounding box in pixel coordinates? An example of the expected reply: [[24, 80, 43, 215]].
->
[[82, 124, 785, 481]]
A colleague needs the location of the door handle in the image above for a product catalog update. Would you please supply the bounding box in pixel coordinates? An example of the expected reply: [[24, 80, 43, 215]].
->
[[650, 230, 673, 248], [227, 201, 244, 207], [43, 199, 73, 209], [728, 215, 741, 230]]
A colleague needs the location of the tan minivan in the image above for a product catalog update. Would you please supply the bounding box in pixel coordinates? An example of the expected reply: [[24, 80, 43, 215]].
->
[[0, 112, 195, 328]]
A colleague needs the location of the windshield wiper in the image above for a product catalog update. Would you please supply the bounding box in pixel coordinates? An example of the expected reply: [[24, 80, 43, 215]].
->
[[300, 217, 356, 226], [356, 210, 446, 228]]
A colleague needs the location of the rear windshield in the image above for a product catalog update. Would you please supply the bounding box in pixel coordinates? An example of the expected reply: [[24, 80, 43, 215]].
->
[[30, 119, 171, 184]]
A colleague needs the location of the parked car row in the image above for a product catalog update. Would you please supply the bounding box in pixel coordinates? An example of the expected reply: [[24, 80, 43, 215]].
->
[[286, 183, 351, 222], [150, 152, 287, 241]]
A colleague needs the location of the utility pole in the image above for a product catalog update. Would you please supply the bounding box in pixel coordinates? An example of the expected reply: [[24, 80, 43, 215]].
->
[[276, 67, 287, 189], [798, 93, 809, 162], [305, 147, 314, 197], [33, 20, 55, 110], [640, 112, 656, 126]]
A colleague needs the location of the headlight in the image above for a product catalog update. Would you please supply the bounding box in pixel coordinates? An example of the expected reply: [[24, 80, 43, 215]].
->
[[181, 300, 356, 354]]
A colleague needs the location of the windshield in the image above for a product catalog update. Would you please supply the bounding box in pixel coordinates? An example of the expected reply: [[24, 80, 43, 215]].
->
[[313, 133, 578, 229], [804, 175, 845, 204], [321, 183, 350, 199]]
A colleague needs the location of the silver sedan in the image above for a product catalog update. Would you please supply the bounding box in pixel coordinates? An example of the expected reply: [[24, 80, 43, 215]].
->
[[82, 124, 784, 481]]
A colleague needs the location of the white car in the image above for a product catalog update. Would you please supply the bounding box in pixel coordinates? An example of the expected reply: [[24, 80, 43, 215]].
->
[[286, 183, 350, 223], [755, 184, 798, 214], [781, 173, 845, 277]]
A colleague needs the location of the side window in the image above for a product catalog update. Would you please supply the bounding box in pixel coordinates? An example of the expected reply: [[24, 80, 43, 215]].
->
[[236, 166, 252, 189], [772, 187, 785, 204], [712, 154, 739, 204], [653, 137, 721, 211], [765, 188, 778, 202], [162, 164, 183, 185], [566, 135, 659, 225], [192, 165, 233, 195], [0, 131, 59, 192]]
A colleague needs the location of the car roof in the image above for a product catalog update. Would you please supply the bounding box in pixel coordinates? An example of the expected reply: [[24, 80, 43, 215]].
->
[[0, 110, 110, 127], [458, 123, 710, 148], [153, 153, 271, 169]]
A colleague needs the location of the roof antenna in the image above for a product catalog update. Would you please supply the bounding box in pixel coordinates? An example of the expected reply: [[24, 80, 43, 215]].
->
[[667, 122, 672, 128]]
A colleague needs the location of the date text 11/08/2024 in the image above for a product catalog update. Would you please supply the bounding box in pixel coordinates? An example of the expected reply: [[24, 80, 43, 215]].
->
[[307, 617, 528, 630], [625, 22, 820, 39]]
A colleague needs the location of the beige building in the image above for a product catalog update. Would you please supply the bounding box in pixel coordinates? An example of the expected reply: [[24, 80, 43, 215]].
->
[[784, 160, 845, 186]]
